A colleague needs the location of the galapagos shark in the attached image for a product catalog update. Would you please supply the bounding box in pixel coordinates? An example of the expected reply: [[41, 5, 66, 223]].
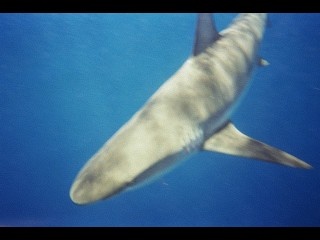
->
[[70, 13, 311, 205]]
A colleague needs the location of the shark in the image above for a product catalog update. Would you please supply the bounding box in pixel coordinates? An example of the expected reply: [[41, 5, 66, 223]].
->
[[70, 13, 312, 205]]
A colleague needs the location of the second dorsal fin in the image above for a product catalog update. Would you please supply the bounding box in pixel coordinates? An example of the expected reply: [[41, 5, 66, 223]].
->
[[193, 13, 220, 56]]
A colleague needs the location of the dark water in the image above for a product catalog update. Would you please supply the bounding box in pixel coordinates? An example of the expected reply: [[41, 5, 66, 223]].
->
[[1, 13, 320, 226]]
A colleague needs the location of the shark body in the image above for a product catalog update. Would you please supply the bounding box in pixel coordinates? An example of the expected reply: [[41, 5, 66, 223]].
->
[[70, 13, 311, 205]]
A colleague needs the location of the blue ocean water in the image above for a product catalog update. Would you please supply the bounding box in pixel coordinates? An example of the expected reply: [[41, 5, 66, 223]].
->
[[0, 13, 320, 227]]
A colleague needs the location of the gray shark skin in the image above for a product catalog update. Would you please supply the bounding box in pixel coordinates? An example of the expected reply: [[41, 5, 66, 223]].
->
[[70, 13, 311, 205]]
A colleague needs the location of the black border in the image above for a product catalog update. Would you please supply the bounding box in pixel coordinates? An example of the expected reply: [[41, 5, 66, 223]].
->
[[0, 227, 319, 239], [0, 0, 319, 13]]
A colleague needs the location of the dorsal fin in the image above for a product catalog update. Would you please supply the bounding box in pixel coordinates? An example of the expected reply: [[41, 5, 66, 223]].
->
[[193, 13, 220, 56]]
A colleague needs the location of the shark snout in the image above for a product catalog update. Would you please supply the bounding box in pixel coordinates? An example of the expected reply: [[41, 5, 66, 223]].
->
[[70, 177, 103, 205], [70, 159, 131, 205]]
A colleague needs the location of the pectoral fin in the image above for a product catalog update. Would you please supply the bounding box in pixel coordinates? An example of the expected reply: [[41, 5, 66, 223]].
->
[[202, 122, 312, 169]]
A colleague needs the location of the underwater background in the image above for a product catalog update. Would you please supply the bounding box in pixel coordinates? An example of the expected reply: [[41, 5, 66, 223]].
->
[[0, 13, 320, 226]]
